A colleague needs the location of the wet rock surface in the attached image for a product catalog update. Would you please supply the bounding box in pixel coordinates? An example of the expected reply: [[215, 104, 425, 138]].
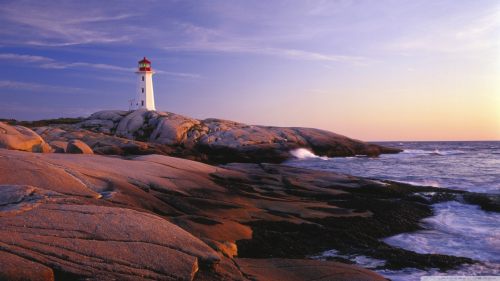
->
[[235, 258, 387, 281], [220, 165, 476, 271], [0, 148, 490, 280], [462, 193, 500, 212]]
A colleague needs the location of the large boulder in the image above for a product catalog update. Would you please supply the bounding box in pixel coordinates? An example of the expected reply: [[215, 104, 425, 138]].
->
[[33, 142, 53, 153], [0, 122, 47, 152], [89, 110, 128, 122], [115, 109, 149, 139], [37, 126, 173, 157], [79, 119, 115, 134], [150, 113, 200, 145], [49, 140, 68, 153], [67, 139, 93, 154]]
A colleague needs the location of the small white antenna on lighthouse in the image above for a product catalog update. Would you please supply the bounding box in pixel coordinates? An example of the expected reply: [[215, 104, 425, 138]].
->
[[128, 99, 135, 111]]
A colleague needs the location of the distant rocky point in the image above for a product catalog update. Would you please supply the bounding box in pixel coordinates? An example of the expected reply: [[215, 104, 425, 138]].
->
[[2, 109, 401, 163]]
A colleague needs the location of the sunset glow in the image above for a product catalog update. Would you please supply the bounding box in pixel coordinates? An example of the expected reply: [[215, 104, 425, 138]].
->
[[0, 1, 498, 140]]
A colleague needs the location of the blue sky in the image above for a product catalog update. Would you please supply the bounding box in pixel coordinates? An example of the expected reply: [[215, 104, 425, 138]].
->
[[0, 0, 498, 140]]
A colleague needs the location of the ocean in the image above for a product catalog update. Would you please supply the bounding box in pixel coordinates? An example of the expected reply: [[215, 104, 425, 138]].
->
[[286, 141, 500, 280]]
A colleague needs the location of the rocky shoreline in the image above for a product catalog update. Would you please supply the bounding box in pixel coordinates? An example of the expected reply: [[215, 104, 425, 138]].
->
[[0, 113, 497, 281], [2, 109, 401, 163]]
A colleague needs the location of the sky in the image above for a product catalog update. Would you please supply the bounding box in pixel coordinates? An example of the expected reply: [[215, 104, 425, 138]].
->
[[0, 0, 498, 141]]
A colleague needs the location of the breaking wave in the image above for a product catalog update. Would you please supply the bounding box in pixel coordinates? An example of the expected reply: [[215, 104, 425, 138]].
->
[[401, 149, 466, 156], [290, 148, 328, 160], [382, 200, 500, 280], [394, 179, 442, 188], [287, 142, 500, 279], [385, 201, 500, 263]]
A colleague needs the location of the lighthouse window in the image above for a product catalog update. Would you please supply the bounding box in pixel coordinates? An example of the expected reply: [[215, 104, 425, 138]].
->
[[141, 100, 144, 106], [141, 88, 144, 93], [142, 76, 144, 81]]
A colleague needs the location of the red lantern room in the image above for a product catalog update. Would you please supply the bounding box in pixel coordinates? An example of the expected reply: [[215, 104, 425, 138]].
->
[[138, 57, 152, 71]]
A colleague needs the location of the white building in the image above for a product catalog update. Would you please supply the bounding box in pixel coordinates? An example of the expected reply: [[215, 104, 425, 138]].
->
[[130, 57, 156, 111]]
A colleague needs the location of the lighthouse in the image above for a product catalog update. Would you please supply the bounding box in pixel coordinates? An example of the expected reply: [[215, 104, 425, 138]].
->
[[131, 57, 156, 111]]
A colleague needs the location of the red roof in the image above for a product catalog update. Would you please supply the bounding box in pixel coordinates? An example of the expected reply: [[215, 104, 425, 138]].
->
[[138, 57, 151, 64]]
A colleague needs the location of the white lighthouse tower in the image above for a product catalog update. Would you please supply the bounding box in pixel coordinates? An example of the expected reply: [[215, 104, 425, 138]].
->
[[131, 57, 156, 111]]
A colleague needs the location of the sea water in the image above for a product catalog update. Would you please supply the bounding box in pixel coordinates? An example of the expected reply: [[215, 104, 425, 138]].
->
[[286, 141, 500, 280]]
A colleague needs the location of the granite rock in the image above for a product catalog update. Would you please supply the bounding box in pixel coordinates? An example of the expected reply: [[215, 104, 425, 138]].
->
[[49, 140, 68, 153], [72, 110, 401, 163], [0, 148, 475, 280], [0, 122, 47, 152], [67, 139, 94, 154]]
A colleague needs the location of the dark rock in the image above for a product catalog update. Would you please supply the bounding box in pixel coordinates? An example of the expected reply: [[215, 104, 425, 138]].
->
[[0, 251, 54, 281], [463, 193, 500, 212], [235, 258, 387, 281], [66, 139, 94, 154]]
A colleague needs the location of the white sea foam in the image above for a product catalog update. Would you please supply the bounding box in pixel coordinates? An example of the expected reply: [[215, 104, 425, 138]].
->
[[385, 201, 500, 263], [394, 179, 442, 188], [378, 262, 500, 281], [311, 249, 386, 269], [290, 148, 328, 160], [380, 201, 500, 280], [288, 142, 500, 279], [401, 149, 465, 156]]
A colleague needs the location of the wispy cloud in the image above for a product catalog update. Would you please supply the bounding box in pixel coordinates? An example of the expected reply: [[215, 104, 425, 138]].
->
[[0, 80, 86, 94], [160, 15, 369, 65], [0, 53, 132, 71], [0, 1, 367, 64], [164, 44, 367, 64], [44, 61, 202, 78], [0, 53, 201, 78], [156, 71, 202, 79], [44, 60, 203, 78], [0, 2, 136, 46], [0, 53, 53, 63], [385, 8, 500, 54], [40, 61, 135, 72], [162, 21, 369, 64]]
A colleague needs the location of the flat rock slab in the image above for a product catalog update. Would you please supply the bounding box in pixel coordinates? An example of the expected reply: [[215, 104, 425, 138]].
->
[[0, 153, 100, 198], [0, 148, 403, 280], [0, 184, 220, 281], [0, 185, 56, 216], [236, 258, 387, 281], [0, 185, 37, 206], [0, 251, 54, 281]]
